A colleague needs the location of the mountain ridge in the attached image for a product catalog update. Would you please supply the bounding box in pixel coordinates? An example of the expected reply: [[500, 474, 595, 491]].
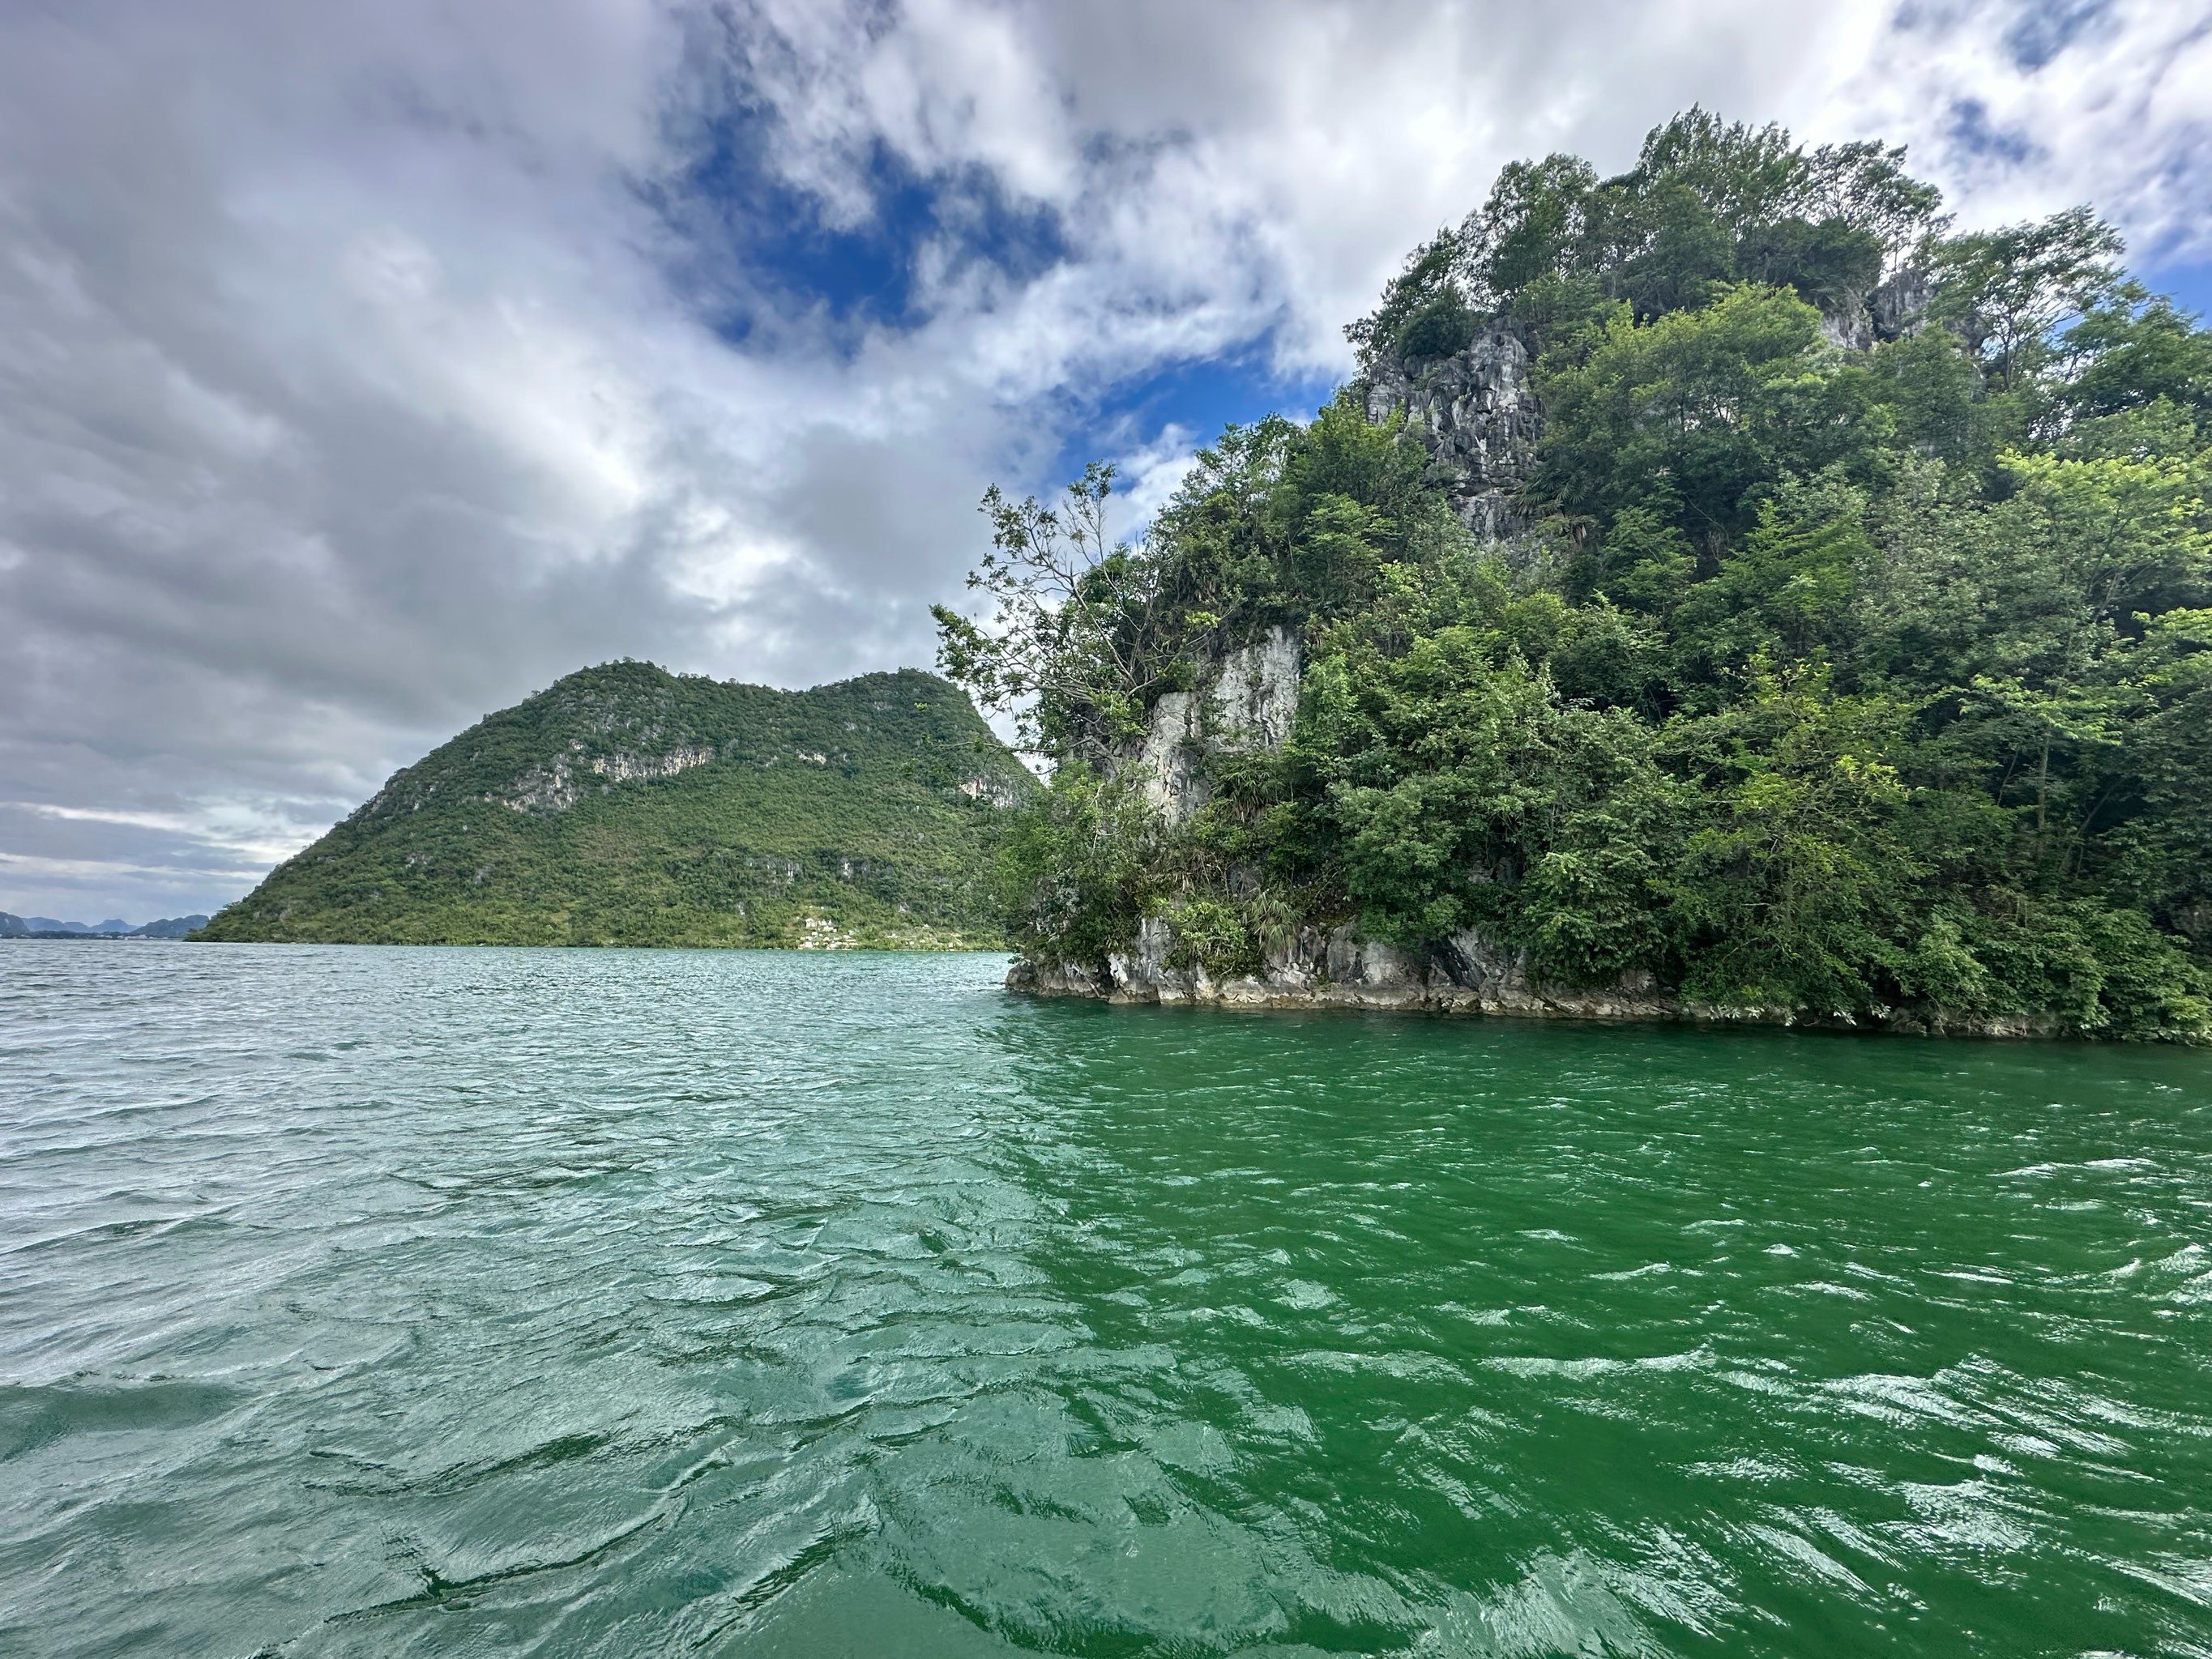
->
[[1, 914, 208, 939]]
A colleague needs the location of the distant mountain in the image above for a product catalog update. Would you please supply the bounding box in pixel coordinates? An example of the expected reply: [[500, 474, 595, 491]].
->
[[0, 913, 207, 938], [130, 916, 209, 939], [194, 661, 1033, 948]]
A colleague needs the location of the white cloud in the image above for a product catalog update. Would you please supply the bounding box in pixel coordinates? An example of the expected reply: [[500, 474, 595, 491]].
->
[[1821, 0, 2212, 258], [0, 0, 2202, 919]]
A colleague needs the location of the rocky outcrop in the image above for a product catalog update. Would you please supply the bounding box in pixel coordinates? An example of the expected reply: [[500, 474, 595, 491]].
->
[[1013, 918, 1675, 1020], [958, 773, 1024, 807], [1008, 918, 2061, 1038], [1869, 267, 1933, 342], [502, 742, 716, 813], [1125, 625, 1301, 825], [1364, 282, 1932, 533], [1815, 268, 1937, 353], [1001, 274, 2104, 1038], [1364, 328, 1544, 540]]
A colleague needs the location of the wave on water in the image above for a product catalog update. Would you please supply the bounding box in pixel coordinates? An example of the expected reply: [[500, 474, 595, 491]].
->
[[2, 944, 2208, 1657]]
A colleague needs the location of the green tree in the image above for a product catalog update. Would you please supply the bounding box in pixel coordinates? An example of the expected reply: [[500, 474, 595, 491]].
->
[[1533, 285, 1881, 552], [1926, 207, 2124, 393], [2059, 288, 2212, 420], [935, 108, 2212, 1040], [1667, 663, 1919, 1010], [932, 463, 1168, 761]]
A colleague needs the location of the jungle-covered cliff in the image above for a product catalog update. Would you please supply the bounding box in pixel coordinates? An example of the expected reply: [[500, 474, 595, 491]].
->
[[933, 109, 2212, 1039], [196, 663, 1031, 948]]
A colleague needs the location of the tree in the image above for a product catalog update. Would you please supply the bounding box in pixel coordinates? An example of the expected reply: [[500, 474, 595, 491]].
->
[[1799, 139, 1946, 270], [1463, 153, 1600, 307], [1300, 618, 1680, 978], [1454, 112, 1941, 342], [1927, 207, 2124, 392], [1531, 285, 1880, 552], [2056, 286, 2212, 421], [931, 463, 1168, 762], [1343, 229, 1468, 362], [1666, 662, 1919, 1011]]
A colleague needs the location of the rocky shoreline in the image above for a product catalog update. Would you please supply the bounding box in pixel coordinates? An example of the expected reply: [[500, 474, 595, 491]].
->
[[1006, 919, 2064, 1040]]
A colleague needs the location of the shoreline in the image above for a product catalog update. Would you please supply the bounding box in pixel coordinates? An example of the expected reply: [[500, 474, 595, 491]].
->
[[1006, 932, 2074, 1040]]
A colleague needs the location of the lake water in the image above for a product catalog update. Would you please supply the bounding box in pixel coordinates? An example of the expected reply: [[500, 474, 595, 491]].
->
[[2, 945, 2209, 1657]]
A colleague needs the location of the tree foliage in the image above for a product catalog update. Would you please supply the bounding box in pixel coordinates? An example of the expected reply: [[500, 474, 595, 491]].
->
[[931, 462, 1168, 762], [1346, 107, 1947, 364], [936, 109, 2212, 1038]]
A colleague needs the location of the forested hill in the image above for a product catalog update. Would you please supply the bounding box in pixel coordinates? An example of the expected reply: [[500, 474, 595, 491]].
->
[[937, 109, 2212, 1039], [196, 663, 1033, 948]]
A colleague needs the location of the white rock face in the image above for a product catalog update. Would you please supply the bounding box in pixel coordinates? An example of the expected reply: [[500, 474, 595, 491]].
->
[[1011, 911, 2058, 1036], [1364, 329, 1542, 540], [958, 774, 1023, 807], [1107, 915, 1176, 996], [1129, 626, 1302, 824], [1207, 625, 1300, 750], [591, 745, 716, 785], [1028, 911, 1676, 1021], [1133, 691, 1206, 822], [500, 744, 716, 812]]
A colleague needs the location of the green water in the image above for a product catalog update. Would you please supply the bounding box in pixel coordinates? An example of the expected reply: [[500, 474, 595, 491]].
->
[[2, 948, 2208, 1657]]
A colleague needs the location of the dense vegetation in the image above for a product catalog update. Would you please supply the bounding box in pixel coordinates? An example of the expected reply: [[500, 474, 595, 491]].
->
[[938, 110, 2212, 1038], [197, 663, 1031, 948]]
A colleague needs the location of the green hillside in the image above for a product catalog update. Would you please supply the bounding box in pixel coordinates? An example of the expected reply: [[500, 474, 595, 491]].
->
[[195, 662, 1032, 948]]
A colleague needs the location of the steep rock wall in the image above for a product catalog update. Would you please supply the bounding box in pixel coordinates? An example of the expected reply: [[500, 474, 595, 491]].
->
[[1125, 625, 1301, 825], [1363, 327, 1543, 540]]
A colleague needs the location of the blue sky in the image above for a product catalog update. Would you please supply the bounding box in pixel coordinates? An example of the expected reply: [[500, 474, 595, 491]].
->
[[2148, 260, 2212, 323], [1, 0, 2208, 922], [651, 70, 1339, 477]]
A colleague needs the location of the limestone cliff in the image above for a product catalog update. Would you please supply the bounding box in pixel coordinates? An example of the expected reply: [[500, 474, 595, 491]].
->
[[1361, 326, 1543, 539], [1019, 327, 1552, 1018], [1121, 625, 1301, 825]]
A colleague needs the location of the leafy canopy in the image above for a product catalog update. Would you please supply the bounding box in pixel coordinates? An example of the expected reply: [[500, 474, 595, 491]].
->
[[935, 109, 2212, 1038]]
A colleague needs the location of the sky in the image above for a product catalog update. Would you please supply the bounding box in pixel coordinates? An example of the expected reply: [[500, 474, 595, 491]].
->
[[2, 0, 2208, 923]]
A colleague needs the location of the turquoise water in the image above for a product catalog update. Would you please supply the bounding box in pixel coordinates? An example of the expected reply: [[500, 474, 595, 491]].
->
[[1, 945, 2208, 1657]]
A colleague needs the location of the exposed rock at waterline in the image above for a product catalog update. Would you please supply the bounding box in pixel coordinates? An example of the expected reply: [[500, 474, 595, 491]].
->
[[1009, 916, 2065, 1039]]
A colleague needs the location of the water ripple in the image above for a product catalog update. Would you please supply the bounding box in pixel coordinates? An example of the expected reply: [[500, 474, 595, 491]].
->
[[1, 944, 2208, 1656]]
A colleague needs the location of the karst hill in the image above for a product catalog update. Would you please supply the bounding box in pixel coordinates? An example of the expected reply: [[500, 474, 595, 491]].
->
[[197, 662, 1032, 948]]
